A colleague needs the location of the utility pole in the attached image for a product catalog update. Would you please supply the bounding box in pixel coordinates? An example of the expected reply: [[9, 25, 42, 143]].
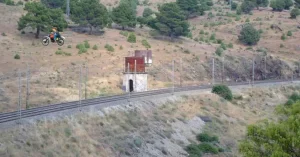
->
[[18, 70, 22, 122], [78, 65, 82, 110], [66, 0, 70, 18], [222, 57, 224, 84], [134, 60, 137, 92], [252, 57, 255, 86], [26, 64, 30, 109], [85, 66, 88, 99], [172, 60, 175, 95], [212, 57, 215, 85]]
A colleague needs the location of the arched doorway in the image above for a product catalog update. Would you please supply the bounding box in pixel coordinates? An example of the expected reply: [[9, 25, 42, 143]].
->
[[129, 79, 134, 92]]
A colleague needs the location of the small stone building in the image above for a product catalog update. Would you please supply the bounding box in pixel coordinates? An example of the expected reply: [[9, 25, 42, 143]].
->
[[123, 57, 148, 92]]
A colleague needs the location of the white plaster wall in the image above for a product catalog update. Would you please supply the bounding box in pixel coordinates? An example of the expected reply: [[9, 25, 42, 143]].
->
[[123, 73, 148, 92]]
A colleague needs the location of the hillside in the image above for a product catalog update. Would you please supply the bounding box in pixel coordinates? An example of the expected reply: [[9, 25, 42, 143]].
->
[[0, 83, 298, 157]]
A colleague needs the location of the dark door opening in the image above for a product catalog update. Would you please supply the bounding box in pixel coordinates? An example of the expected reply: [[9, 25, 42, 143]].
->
[[129, 79, 134, 92]]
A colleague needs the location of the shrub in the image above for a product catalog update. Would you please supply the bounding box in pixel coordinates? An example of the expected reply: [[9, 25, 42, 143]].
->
[[64, 128, 72, 137], [231, 2, 237, 10], [270, 0, 292, 11], [84, 40, 90, 49], [199, 30, 205, 34], [215, 47, 223, 56], [217, 39, 223, 44], [21, 31, 25, 34], [241, 1, 255, 14], [120, 31, 129, 37], [285, 99, 294, 106], [289, 92, 300, 102], [127, 33, 136, 43], [228, 43, 233, 48], [287, 31, 292, 36], [92, 45, 98, 50], [17, 1, 23, 5], [258, 29, 263, 34], [210, 33, 216, 40], [143, 8, 153, 17], [186, 144, 202, 157], [134, 138, 142, 148], [5, 0, 14, 5], [1, 32, 6, 36], [235, 16, 241, 21], [197, 133, 219, 142], [280, 44, 284, 48], [119, 45, 123, 50], [76, 43, 87, 54], [187, 32, 193, 39], [14, 54, 20, 59], [281, 34, 286, 40], [67, 45, 71, 48], [198, 143, 219, 154], [236, 5, 242, 15], [212, 84, 233, 100], [220, 43, 227, 50], [239, 24, 260, 45], [141, 39, 151, 48], [105, 44, 114, 52], [245, 18, 250, 22], [291, 8, 300, 19], [55, 50, 63, 55]]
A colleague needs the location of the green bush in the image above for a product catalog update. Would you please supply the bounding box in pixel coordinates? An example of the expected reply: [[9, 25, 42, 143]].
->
[[212, 84, 233, 101], [1, 32, 6, 36], [64, 128, 72, 137], [67, 45, 72, 48], [92, 45, 98, 50], [236, 5, 242, 15], [14, 54, 20, 59], [239, 24, 260, 45], [186, 144, 202, 157], [5, 0, 14, 5], [119, 45, 123, 50], [143, 8, 153, 17], [231, 2, 237, 10], [199, 30, 205, 34], [120, 31, 129, 37], [76, 43, 87, 54], [84, 40, 90, 48], [141, 39, 151, 48], [290, 8, 300, 19], [281, 34, 286, 40], [198, 143, 219, 154], [210, 33, 216, 40], [287, 31, 292, 36], [215, 47, 223, 56], [289, 92, 300, 102], [220, 43, 227, 50], [217, 39, 223, 44], [105, 44, 114, 52], [245, 18, 250, 22], [197, 133, 219, 142], [127, 33, 136, 43], [280, 44, 284, 48], [270, 0, 293, 11], [285, 99, 294, 106], [55, 50, 63, 55], [17, 1, 23, 5], [228, 43, 233, 48], [241, 1, 255, 14]]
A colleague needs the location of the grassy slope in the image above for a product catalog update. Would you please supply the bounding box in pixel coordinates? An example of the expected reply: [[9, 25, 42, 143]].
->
[[0, 84, 299, 157]]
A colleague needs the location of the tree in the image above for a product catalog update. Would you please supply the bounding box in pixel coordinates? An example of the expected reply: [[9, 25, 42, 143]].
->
[[18, 2, 67, 38], [245, 0, 269, 9], [112, 1, 137, 30], [176, 0, 203, 18], [239, 24, 260, 45], [41, 0, 65, 8], [291, 8, 300, 19], [241, 0, 256, 14], [153, 3, 190, 38], [239, 102, 300, 157], [270, 0, 293, 11], [71, 0, 108, 34], [143, 8, 153, 17]]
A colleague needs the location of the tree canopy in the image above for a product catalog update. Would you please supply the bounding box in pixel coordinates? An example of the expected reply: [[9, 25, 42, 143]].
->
[[41, 0, 65, 8], [70, 0, 109, 34], [270, 0, 293, 11], [112, 0, 137, 29], [238, 24, 260, 45], [176, 0, 203, 18], [239, 101, 300, 157], [18, 2, 67, 38], [241, 1, 256, 14], [152, 2, 190, 38]]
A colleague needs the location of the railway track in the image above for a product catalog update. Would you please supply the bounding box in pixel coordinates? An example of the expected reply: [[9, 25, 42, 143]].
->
[[0, 79, 297, 124]]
